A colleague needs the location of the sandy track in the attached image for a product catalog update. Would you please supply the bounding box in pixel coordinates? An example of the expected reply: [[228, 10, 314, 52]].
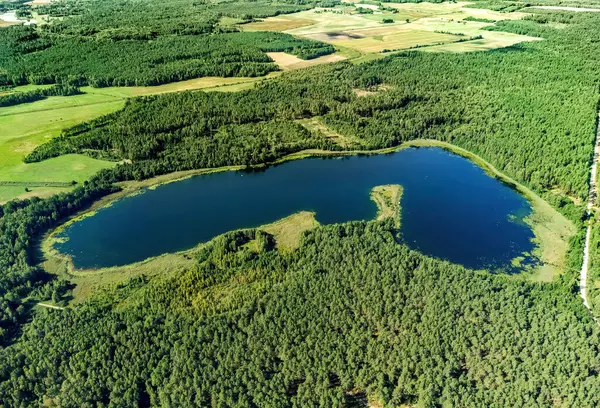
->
[[580, 113, 600, 310], [38, 303, 65, 310], [530, 6, 600, 12]]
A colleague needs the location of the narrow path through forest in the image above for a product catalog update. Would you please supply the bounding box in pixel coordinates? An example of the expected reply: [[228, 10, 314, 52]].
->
[[37, 303, 65, 310], [580, 113, 600, 310], [531, 6, 600, 12]]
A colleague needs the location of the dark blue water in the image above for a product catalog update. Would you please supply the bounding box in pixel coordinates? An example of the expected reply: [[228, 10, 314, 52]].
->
[[56, 148, 536, 270]]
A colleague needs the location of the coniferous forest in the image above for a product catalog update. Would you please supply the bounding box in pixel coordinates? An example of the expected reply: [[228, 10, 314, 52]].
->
[[2, 0, 600, 406], [0, 26, 334, 86]]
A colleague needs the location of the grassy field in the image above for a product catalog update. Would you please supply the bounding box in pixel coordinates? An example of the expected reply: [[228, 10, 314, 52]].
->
[[410, 16, 542, 52], [242, 16, 316, 31], [370, 184, 403, 227], [297, 116, 366, 148], [261, 211, 320, 251], [243, 2, 537, 55], [333, 29, 456, 52], [423, 32, 541, 52], [0, 76, 270, 203], [0, 84, 54, 95], [0, 155, 116, 203], [79, 75, 273, 98], [0, 94, 123, 203]]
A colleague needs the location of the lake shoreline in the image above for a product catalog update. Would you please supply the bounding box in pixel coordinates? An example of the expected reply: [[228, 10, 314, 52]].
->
[[39, 139, 574, 283]]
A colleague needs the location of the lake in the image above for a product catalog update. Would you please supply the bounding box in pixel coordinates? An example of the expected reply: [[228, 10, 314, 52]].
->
[[56, 147, 536, 270]]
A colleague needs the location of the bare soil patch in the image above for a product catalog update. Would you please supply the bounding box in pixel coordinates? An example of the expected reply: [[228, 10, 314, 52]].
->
[[242, 16, 316, 31], [267, 52, 346, 70]]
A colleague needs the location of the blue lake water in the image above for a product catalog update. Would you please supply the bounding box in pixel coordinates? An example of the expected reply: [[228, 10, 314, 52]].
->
[[56, 147, 536, 270]]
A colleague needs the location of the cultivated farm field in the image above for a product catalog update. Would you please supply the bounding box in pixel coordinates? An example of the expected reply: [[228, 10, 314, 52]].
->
[[243, 1, 539, 55], [267, 52, 347, 70]]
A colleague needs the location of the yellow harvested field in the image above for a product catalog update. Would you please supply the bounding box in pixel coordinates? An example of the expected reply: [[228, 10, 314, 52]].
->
[[249, 2, 538, 55], [423, 32, 542, 52], [81, 76, 270, 98], [242, 16, 317, 32], [267, 52, 346, 70], [285, 9, 390, 36], [333, 30, 456, 52]]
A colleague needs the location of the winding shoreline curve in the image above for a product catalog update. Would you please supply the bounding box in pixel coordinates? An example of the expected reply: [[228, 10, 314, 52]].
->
[[40, 139, 573, 282]]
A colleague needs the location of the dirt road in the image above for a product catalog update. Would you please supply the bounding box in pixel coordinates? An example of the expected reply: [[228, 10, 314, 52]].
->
[[580, 114, 600, 309]]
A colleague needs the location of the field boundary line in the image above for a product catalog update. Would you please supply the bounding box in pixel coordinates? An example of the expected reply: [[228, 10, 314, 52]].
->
[[0, 99, 123, 117]]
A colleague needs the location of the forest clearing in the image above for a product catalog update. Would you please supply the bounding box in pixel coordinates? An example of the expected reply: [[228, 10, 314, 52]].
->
[[266, 51, 346, 70]]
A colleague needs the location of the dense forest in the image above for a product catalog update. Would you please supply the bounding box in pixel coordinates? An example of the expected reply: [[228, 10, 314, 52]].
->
[[36, 0, 313, 37], [28, 11, 600, 200], [0, 169, 117, 343], [2, 0, 600, 406], [0, 0, 337, 87], [0, 26, 334, 86], [1, 222, 599, 406]]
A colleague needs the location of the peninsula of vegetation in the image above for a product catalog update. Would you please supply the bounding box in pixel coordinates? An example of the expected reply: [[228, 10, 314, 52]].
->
[[371, 184, 402, 226]]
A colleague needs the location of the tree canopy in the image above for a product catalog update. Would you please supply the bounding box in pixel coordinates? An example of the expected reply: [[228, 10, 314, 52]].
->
[[2, 1, 600, 407]]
